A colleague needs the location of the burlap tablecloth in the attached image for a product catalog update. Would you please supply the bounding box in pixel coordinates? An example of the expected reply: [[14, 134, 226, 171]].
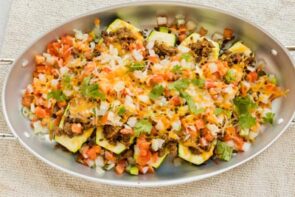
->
[[0, 0, 294, 196]]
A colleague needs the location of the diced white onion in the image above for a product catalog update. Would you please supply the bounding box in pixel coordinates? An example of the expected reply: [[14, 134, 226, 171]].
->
[[178, 45, 190, 53], [38, 74, 46, 83], [33, 121, 49, 134], [157, 16, 168, 26], [151, 138, 165, 151], [97, 101, 109, 116], [243, 142, 251, 152], [50, 79, 59, 87], [27, 84, 33, 93], [132, 50, 143, 61], [74, 29, 89, 41], [138, 95, 150, 103], [95, 156, 105, 167], [207, 124, 219, 136], [172, 119, 181, 131], [114, 81, 125, 92], [146, 41, 155, 50], [208, 62, 218, 73], [155, 120, 165, 131], [30, 103, 35, 113], [95, 166, 105, 176], [141, 166, 149, 174], [127, 117, 137, 127], [59, 66, 69, 76]]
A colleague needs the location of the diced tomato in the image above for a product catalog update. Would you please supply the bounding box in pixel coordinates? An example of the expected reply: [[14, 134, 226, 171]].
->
[[137, 151, 151, 166], [151, 152, 159, 163], [22, 93, 32, 107], [205, 81, 216, 89], [204, 129, 214, 142], [102, 67, 112, 73], [199, 26, 208, 36], [61, 35, 73, 46], [35, 106, 49, 118], [170, 96, 181, 106], [101, 112, 109, 125], [120, 128, 134, 135], [195, 119, 205, 130], [115, 160, 126, 174], [86, 146, 101, 160], [105, 151, 116, 162], [178, 34, 187, 42], [148, 56, 160, 64], [223, 28, 233, 40], [247, 72, 258, 82], [57, 101, 67, 108], [71, 123, 82, 134], [35, 55, 45, 65], [148, 74, 164, 85]]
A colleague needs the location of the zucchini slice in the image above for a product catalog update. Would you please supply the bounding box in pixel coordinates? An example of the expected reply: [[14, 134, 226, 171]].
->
[[178, 140, 217, 165], [55, 128, 94, 153], [147, 30, 176, 46], [180, 33, 220, 60], [95, 126, 127, 154], [151, 152, 168, 169], [106, 19, 143, 40], [228, 42, 252, 56]]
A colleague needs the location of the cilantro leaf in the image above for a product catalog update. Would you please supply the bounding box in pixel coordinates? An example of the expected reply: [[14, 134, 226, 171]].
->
[[180, 53, 192, 62], [214, 108, 224, 116], [149, 85, 164, 100], [268, 74, 278, 85], [191, 78, 205, 88], [168, 79, 190, 91], [233, 96, 257, 115], [48, 90, 67, 101], [80, 77, 105, 100], [224, 69, 236, 84], [263, 112, 275, 125], [61, 74, 72, 90], [172, 64, 182, 74], [180, 91, 199, 115], [129, 62, 145, 71], [238, 113, 256, 129], [134, 119, 152, 136], [117, 106, 126, 116], [215, 141, 233, 161]]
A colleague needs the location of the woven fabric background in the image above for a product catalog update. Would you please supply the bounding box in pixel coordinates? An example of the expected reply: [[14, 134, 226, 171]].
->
[[0, 0, 294, 196]]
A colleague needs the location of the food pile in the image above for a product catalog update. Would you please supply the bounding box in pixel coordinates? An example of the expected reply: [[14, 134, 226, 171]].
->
[[21, 17, 286, 175]]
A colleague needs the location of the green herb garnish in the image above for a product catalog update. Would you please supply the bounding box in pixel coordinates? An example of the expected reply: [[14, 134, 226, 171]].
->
[[172, 64, 182, 74], [168, 79, 190, 91], [180, 53, 192, 62], [129, 62, 145, 71], [263, 112, 275, 125], [149, 85, 164, 100], [238, 113, 256, 129], [224, 69, 236, 83], [180, 91, 199, 115], [117, 106, 126, 116], [233, 96, 257, 115], [80, 77, 105, 100], [134, 119, 152, 136], [61, 74, 72, 90], [215, 141, 233, 161], [48, 90, 67, 101], [191, 78, 205, 88]]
